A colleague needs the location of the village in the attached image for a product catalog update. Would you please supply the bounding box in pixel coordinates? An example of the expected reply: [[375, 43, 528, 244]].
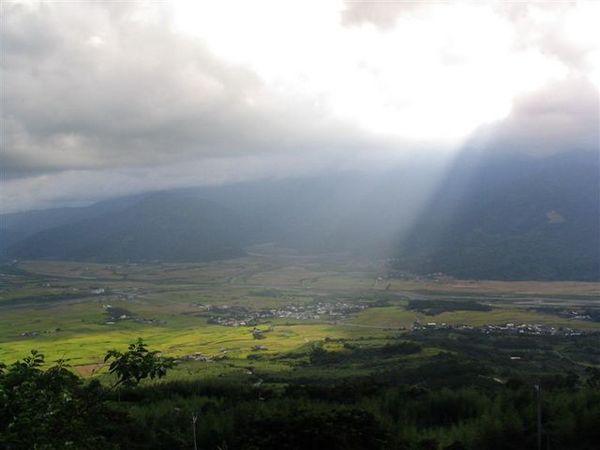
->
[[202, 301, 370, 327], [411, 320, 585, 337], [480, 322, 583, 336]]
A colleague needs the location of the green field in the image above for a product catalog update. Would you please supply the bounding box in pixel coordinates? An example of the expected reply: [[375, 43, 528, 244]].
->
[[1, 252, 599, 377], [2, 253, 600, 450]]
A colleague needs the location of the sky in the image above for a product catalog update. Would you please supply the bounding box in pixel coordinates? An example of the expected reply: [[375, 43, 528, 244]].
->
[[1, 0, 599, 212]]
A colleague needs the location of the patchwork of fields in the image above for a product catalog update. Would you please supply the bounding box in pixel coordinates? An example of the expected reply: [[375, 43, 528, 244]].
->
[[1, 250, 599, 380]]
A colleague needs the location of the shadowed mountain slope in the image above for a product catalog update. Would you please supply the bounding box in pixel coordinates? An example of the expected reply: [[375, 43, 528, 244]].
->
[[2, 152, 598, 279], [394, 151, 600, 280], [5, 192, 245, 262]]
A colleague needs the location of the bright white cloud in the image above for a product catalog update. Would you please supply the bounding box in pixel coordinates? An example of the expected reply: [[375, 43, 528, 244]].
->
[[172, 0, 571, 141], [1, 0, 598, 212]]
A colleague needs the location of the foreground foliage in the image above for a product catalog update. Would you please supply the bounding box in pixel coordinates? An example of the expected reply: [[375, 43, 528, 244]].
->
[[105, 338, 174, 388], [1, 339, 600, 450], [0, 351, 124, 449]]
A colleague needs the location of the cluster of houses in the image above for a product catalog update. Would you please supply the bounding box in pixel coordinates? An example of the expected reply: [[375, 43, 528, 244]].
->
[[180, 352, 210, 362], [559, 310, 593, 321], [102, 304, 165, 326], [204, 301, 370, 327], [481, 323, 582, 336], [103, 304, 131, 324], [412, 321, 453, 331], [20, 330, 40, 337], [20, 327, 62, 338], [412, 321, 584, 336]]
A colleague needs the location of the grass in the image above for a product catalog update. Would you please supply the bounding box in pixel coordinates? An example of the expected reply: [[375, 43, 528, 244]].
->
[[2, 255, 599, 374], [349, 307, 419, 329]]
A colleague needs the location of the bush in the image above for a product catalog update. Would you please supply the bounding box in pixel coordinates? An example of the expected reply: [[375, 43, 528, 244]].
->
[[0, 351, 122, 449]]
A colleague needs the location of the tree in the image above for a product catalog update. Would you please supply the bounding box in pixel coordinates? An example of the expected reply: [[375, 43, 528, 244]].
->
[[585, 367, 600, 388], [104, 338, 174, 388], [0, 350, 117, 449]]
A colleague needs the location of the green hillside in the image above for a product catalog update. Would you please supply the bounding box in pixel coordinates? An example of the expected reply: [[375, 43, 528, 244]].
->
[[6, 192, 245, 262]]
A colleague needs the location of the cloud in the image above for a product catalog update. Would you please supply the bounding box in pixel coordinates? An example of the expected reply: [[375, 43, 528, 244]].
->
[[494, 1, 599, 74], [1, 2, 371, 178], [468, 76, 599, 155], [341, 0, 426, 29], [0, 153, 346, 212], [1, 1, 597, 212]]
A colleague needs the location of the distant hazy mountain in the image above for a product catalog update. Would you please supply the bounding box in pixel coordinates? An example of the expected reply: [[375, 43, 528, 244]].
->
[[5, 192, 245, 262], [2, 151, 598, 279], [394, 151, 600, 281], [0, 194, 146, 251]]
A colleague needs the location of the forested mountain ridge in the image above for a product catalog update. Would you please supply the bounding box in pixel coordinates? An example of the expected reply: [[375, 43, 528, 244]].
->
[[2, 151, 598, 279], [394, 151, 600, 280], [4, 192, 245, 262]]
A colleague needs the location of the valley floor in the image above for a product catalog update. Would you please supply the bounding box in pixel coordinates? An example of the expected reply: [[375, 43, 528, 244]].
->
[[2, 249, 600, 449], [1, 248, 598, 378]]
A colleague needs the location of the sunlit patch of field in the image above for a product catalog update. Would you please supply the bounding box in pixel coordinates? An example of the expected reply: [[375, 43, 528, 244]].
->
[[349, 305, 600, 331], [432, 308, 600, 330], [19, 258, 265, 285], [247, 266, 326, 288], [246, 269, 377, 296], [19, 260, 124, 280], [0, 311, 354, 370], [308, 274, 376, 291], [2, 255, 599, 377], [384, 278, 600, 298], [348, 307, 419, 329]]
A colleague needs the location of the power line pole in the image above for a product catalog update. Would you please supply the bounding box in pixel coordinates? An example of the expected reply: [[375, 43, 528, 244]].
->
[[534, 384, 542, 450], [192, 413, 198, 450]]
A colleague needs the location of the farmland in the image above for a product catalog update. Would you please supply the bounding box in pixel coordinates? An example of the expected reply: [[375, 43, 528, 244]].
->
[[1, 248, 598, 378], [2, 250, 600, 449]]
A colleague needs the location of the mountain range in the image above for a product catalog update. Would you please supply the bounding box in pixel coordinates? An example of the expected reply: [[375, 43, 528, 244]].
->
[[1, 150, 598, 280]]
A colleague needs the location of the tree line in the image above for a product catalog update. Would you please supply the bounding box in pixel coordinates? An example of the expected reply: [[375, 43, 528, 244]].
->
[[1, 339, 599, 449]]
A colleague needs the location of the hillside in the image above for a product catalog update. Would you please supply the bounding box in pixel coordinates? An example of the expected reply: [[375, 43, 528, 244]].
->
[[2, 152, 598, 279], [5, 192, 245, 262], [394, 151, 600, 280]]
